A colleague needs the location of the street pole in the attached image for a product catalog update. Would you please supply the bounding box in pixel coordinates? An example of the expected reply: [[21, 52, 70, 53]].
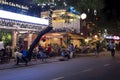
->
[[48, 0, 54, 27]]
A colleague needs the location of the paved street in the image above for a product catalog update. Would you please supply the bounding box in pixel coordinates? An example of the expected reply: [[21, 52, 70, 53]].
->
[[0, 51, 120, 80]]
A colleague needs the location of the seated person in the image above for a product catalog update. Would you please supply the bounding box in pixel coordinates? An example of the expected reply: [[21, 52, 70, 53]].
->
[[61, 49, 70, 59], [39, 50, 47, 62], [15, 49, 28, 65]]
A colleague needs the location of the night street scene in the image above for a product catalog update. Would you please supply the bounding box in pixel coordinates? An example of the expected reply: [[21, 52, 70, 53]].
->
[[0, 0, 120, 80]]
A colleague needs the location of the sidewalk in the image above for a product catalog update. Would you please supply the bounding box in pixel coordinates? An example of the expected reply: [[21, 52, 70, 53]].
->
[[0, 56, 61, 70], [0, 51, 119, 70]]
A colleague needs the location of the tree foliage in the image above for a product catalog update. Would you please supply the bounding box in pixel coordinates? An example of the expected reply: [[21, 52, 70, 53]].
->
[[33, 0, 120, 36], [66, 0, 104, 13]]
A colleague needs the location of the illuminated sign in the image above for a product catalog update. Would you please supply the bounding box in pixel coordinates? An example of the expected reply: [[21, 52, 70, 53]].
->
[[69, 6, 79, 15], [113, 36, 120, 40], [0, 10, 49, 26], [0, 0, 28, 10], [106, 36, 120, 40], [106, 36, 113, 39]]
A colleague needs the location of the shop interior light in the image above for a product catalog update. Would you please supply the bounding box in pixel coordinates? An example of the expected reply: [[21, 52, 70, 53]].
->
[[0, 10, 49, 26]]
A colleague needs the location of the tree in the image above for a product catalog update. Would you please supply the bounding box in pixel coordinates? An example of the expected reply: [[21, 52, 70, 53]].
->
[[66, 0, 104, 13], [28, 27, 52, 61], [33, 0, 120, 36], [66, 0, 105, 36], [28, 0, 54, 61], [66, 0, 120, 36]]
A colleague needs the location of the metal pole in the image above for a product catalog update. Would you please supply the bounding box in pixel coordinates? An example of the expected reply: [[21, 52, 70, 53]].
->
[[48, 8, 53, 27], [48, 0, 54, 27]]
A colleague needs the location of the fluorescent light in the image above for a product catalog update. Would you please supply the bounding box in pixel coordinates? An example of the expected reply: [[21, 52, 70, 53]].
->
[[0, 10, 49, 26]]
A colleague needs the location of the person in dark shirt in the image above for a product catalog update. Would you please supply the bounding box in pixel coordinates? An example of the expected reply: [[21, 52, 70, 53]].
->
[[46, 44, 51, 57], [109, 41, 115, 57], [95, 43, 100, 57]]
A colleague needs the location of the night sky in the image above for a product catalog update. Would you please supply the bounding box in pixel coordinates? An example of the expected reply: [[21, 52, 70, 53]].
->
[[104, 0, 120, 19], [5, 0, 120, 20]]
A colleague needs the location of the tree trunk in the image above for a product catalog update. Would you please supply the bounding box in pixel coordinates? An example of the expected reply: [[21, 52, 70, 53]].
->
[[28, 26, 53, 61]]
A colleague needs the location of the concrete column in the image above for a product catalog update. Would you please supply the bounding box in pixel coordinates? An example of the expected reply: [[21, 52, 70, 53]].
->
[[28, 33, 32, 49], [12, 31, 17, 57]]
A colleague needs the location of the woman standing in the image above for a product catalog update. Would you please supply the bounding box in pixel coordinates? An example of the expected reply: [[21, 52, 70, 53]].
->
[[69, 43, 74, 58]]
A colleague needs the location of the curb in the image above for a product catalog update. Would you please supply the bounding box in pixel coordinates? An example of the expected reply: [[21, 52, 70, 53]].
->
[[0, 57, 60, 70], [0, 51, 116, 70]]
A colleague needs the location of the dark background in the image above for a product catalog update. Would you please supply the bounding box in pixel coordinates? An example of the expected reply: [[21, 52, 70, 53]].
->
[[104, 0, 120, 20], [3, 0, 120, 20]]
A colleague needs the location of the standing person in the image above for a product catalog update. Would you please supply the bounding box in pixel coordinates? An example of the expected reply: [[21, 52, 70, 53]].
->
[[38, 44, 43, 52], [32, 48, 38, 60], [95, 43, 100, 57], [75, 45, 78, 54], [46, 44, 51, 57], [6, 45, 12, 59], [109, 41, 115, 57], [69, 43, 74, 58]]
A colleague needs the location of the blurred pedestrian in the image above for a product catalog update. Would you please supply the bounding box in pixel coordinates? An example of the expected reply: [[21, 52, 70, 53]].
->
[[95, 42, 100, 57], [5, 45, 12, 61], [39, 49, 47, 62], [109, 41, 115, 57], [61, 49, 70, 60], [15, 49, 28, 65], [69, 43, 74, 58], [46, 44, 51, 57]]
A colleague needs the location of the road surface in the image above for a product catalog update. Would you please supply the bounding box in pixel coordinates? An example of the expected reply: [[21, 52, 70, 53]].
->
[[0, 53, 120, 80]]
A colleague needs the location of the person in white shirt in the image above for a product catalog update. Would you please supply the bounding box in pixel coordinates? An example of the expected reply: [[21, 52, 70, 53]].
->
[[14, 49, 28, 65]]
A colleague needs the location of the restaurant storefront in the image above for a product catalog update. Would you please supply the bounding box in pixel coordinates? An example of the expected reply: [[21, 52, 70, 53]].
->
[[39, 32, 84, 48], [0, 10, 49, 57]]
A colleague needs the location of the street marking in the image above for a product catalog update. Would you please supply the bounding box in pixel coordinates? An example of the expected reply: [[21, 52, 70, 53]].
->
[[52, 77, 64, 80], [104, 64, 111, 67], [81, 68, 92, 72], [72, 68, 93, 75]]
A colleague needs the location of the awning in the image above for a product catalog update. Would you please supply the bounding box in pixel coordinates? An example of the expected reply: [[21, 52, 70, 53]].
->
[[44, 32, 84, 39]]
